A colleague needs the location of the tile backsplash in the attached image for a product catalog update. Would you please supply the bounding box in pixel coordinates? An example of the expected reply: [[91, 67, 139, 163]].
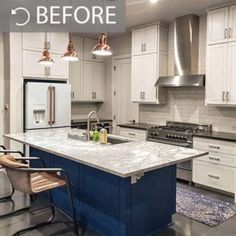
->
[[140, 14, 236, 133], [140, 87, 236, 133]]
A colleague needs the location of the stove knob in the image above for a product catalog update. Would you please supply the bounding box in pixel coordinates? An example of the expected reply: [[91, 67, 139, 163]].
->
[[173, 135, 177, 139]]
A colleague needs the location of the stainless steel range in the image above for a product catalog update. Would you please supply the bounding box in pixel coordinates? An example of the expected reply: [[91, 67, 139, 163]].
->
[[147, 121, 212, 183]]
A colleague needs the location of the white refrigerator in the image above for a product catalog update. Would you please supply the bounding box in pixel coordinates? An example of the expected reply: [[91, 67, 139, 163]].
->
[[25, 81, 71, 131]]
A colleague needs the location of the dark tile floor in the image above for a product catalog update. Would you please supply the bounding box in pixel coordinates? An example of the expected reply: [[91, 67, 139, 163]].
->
[[0, 171, 236, 236]]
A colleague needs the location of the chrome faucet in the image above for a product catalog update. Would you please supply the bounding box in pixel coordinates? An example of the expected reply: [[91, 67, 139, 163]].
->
[[86, 111, 100, 141]]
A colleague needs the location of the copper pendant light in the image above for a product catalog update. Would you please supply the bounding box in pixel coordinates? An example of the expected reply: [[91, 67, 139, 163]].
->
[[92, 33, 112, 56], [62, 34, 79, 62], [38, 37, 54, 66]]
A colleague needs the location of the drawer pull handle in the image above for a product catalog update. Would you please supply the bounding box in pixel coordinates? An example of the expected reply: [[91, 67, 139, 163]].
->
[[128, 133, 136, 136], [208, 174, 220, 180], [209, 144, 220, 149], [209, 156, 220, 161]]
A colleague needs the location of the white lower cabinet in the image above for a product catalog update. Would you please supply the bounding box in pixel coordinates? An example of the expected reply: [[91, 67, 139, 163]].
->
[[193, 137, 236, 203], [119, 128, 146, 141]]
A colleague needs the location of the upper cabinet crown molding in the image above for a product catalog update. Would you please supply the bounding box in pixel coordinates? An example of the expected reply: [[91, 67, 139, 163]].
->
[[131, 23, 168, 104]]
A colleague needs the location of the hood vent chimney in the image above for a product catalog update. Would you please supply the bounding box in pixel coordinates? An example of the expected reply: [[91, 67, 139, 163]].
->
[[156, 14, 205, 87]]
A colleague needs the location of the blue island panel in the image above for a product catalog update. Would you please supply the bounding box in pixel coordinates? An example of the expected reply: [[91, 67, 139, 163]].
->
[[30, 147, 176, 236]]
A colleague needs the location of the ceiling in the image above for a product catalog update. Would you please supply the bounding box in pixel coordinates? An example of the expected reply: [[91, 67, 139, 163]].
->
[[126, 0, 236, 28]]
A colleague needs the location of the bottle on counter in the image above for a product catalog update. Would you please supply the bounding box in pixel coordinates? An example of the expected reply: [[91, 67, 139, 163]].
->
[[92, 125, 100, 143], [99, 125, 108, 144]]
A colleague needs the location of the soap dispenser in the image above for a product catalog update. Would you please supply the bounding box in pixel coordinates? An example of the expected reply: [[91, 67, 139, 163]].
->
[[99, 124, 108, 144]]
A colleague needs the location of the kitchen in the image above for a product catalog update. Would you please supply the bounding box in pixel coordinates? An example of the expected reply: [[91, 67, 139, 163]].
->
[[1, 0, 236, 236]]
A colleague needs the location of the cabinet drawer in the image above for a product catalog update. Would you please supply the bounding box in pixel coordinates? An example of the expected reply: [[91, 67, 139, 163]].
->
[[119, 128, 146, 141], [193, 137, 236, 155], [197, 152, 236, 168], [193, 160, 235, 193]]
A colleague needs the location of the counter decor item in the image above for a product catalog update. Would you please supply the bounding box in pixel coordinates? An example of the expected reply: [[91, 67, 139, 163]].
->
[[92, 126, 100, 143], [99, 125, 108, 144]]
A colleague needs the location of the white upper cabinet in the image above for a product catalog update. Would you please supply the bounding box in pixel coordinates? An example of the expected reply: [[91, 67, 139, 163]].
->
[[226, 42, 236, 104], [83, 61, 94, 101], [132, 25, 158, 56], [49, 54, 69, 79], [132, 28, 143, 56], [84, 38, 104, 62], [48, 33, 68, 54], [206, 5, 236, 106], [207, 5, 236, 45], [23, 50, 69, 79], [207, 7, 229, 45], [23, 50, 47, 78], [23, 32, 68, 54], [22, 33, 45, 51], [93, 62, 105, 101], [69, 60, 84, 101], [71, 35, 84, 60], [131, 23, 168, 104], [131, 56, 144, 102], [229, 5, 236, 42], [83, 61, 105, 102], [206, 44, 228, 105], [144, 26, 158, 54]]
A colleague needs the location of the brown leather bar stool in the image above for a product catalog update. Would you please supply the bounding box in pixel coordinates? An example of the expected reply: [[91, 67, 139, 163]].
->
[[0, 146, 32, 218], [0, 155, 79, 236]]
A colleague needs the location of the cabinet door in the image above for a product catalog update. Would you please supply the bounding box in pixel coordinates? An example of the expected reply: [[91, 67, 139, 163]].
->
[[22, 33, 45, 51], [229, 5, 236, 42], [49, 54, 69, 79], [143, 25, 158, 54], [143, 54, 157, 103], [69, 60, 84, 101], [93, 62, 105, 101], [227, 42, 236, 105], [206, 44, 228, 105], [83, 61, 94, 101], [207, 7, 229, 45], [84, 38, 103, 62], [23, 50, 46, 78], [71, 35, 84, 60], [131, 56, 144, 102], [132, 29, 144, 56], [49, 33, 68, 54]]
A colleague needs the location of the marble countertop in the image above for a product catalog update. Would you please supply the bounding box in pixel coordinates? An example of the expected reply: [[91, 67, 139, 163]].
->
[[4, 128, 208, 178]]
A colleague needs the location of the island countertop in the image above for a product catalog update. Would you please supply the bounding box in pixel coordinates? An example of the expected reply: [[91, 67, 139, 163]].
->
[[4, 128, 208, 178]]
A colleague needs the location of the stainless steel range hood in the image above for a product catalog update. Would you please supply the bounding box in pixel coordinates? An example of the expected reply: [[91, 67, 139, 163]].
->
[[156, 14, 205, 88]]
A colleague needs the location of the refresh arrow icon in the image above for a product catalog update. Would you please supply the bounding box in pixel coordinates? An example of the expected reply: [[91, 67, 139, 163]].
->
[[11, 7, 30, 26]]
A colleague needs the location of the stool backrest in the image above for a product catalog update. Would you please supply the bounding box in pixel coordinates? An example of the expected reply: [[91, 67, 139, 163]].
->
[[0, 155, 32, 194]]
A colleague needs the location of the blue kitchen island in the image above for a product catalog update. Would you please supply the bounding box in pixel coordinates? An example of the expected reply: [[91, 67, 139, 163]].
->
[[4, 128, 207, 236]]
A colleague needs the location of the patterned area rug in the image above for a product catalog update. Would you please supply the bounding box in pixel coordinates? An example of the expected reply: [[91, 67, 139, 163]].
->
[[176, 186, 236, 226]]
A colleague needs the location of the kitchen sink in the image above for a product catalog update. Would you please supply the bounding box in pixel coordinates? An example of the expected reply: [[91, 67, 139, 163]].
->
[[68, 131, 132, 145]]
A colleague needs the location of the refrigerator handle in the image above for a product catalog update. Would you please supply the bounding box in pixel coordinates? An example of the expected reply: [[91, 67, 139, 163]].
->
[[48, 86, 52, 125], [52, 86, 56, 124]]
